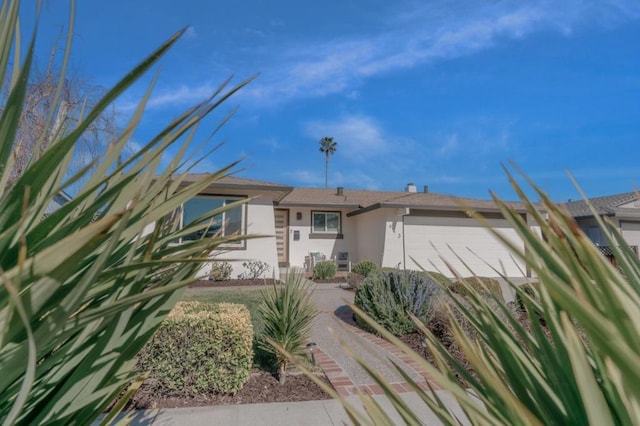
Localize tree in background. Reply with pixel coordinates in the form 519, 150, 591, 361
318, 136, 336, 189
0, 39, 120, 186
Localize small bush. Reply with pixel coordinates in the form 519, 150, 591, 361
354, 270, 443, 336
209, 261, 233, 281
352, 260, 379, 277
239, 259, 271, 280
450, 276, 504, 301
259, 271, 316, 384
345, 272, 366, 290
313, 260, 337, 280
137, 301, 253, 397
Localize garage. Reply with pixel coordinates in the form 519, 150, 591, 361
403, 211, 526, 277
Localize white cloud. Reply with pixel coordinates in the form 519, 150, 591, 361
437, 134, 460, 158
284, 169, 323, 185
239, 1, 640, 104
184, 26, 198, 39
119, 0, 640, 111
332, 170, 380, 190
259, 137, 282, 151
146, 83, 214, 109
303, 115, 388, 159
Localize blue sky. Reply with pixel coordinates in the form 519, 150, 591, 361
24, 1, 640, 201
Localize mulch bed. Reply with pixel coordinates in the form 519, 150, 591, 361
188, 279, 280, 288
131, 372, 332, 409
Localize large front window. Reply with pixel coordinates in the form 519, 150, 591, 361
312, 211, 341, 233
182, 196, 245, 246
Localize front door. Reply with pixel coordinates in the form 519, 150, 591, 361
274, 209, 289, 266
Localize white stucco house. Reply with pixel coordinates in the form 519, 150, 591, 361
563, 192, 640, 261
179, 174, 540, 280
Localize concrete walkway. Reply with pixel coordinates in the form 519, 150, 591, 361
123, 281, 465, 425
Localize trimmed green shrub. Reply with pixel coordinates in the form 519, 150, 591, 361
354, 270, 443, 336
450, 276, 504, 301
137, 301, 254, 396
259, 271, 316, 384
209, 261, 233, 281
313, 260, 337, 280
352, 260, 379, 277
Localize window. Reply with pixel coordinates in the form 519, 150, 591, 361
585, 226, 606, 246
182, 195, 245, 246
312, 211, 341, 233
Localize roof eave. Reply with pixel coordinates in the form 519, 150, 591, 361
277, 201, 362, 209
379, 202, 527, 214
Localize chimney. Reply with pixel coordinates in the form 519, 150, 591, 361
336, 186, 344, 196
423, 185, 429, 193
405, 183, 417, 193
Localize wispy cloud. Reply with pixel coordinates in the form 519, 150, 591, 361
124, 0, 640, 111
241, 1, 640, 104
184, 26, 198, 39
283, 169, 323, 186
437, 134, 460, 158
303, 115, 389, 159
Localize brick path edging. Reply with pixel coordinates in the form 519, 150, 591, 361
313, 307, 438, 397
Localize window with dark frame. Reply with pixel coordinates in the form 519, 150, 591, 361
182, 195, 246, 247
312, 211, 341, 233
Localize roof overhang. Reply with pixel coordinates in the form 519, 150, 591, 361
277, 201, 362, 209
347, 202, 528, 217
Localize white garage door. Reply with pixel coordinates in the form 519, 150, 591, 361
404, 214, 525, 277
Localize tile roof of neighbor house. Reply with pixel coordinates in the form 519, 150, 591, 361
563, 191, 639, 218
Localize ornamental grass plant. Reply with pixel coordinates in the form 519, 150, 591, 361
259, 271, 316, 384
0, 1, 253, 424
295, 170, 640, 426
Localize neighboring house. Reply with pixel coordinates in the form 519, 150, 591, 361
183, 175, 539, 279
563, 192, 640, 259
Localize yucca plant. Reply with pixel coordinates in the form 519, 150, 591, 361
0, 1, 254, 424
259, 271, 316, 384
295, 169, 640, 425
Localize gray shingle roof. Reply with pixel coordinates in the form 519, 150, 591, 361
377, 192, 526, 212
279, 186, 526, 213
181, 174, 528, 214
562, 192, 639, 218
278, 187, 402, 208
181, 174, 292, 191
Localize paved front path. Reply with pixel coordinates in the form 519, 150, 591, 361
310, 283, 436, 397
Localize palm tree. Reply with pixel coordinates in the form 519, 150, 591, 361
319, 136, 337, 188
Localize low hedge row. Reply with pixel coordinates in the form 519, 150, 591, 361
137, 301, 254, 397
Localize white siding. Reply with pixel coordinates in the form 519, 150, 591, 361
403, 214, 526, 277
286, 207, 357, 268
620, 220, 640, 251
354, 208, 389, 265
380, 208, 406, 269
211, 197, 280, 279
